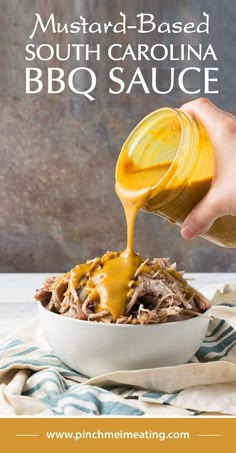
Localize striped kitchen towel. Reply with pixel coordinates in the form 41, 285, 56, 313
0, 303, 236, 416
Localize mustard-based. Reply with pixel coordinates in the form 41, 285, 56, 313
65, 108, 236, 321
60, 154, 171, 321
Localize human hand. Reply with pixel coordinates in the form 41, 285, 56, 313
180, 98, 236, 241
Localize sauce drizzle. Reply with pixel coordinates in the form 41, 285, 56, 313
67, 151, 171, 320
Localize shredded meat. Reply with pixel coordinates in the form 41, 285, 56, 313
35, 256, 210, 324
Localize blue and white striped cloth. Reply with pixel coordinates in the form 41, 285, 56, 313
0, 304, 236, 416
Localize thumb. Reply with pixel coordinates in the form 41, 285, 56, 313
181, 189, 222, 240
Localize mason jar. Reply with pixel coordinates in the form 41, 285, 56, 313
116, 107, 236, 247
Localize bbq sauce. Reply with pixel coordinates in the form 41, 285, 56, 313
89, 157, 171, 319
65, 252, 138, 320
116, 107, 236, 248
68, 107, 236, 321
65, 156, 170, 321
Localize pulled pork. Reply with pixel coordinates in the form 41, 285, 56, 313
35, 256, 210, 324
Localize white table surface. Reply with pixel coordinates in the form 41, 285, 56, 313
0, 273, 236, 343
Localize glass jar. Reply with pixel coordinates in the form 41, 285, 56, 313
116, 107, 236, 248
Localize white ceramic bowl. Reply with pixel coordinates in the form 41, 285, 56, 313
38, 302, 210, 377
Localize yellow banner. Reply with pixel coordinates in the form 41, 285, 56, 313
0, 417, 235, 453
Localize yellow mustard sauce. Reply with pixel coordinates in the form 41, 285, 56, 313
61, 108, 236, 321
62, 154, 172, 321
88, 252, 141, 320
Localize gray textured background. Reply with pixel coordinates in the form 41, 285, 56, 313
0, 0, 236, 272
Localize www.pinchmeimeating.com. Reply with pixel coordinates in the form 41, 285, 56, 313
45, 430, 190, 441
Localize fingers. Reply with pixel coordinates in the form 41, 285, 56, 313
181, 97, 223, 120
181, 188, 225, 240
180, 98, 228, 146
179, 98, 236, 241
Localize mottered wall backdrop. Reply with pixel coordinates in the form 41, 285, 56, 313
0, 0, 236, 272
